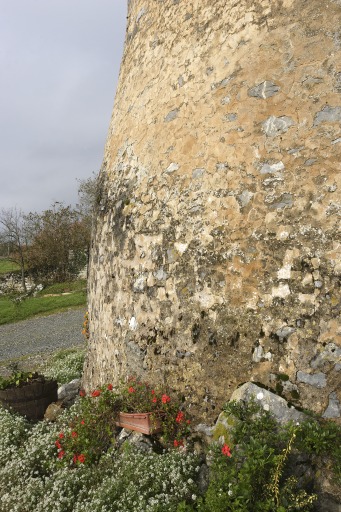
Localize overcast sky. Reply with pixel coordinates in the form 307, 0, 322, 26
0, 0, 127, 213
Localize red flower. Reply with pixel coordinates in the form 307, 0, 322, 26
173, 440, 179, 447
79, 389, 86, 397
174, 439, 184, 448
151, 390, 155, 395
128, 386, 135, 393
176, 411, 184, 423
78, 454, 86, 464
107, 384, 113, 391
71, 431, 78, 438
58, 433, 65, 439
152, 398, 157, 403
57, 450, 65, 459
55, 440, 62, 449
161, 394, 171, 404
91, 390, 101, 397
221, 444, 232, 457
73, 454, 78, 464
81, 420, 85, 425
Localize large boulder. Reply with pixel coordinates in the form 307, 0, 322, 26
230, 382, 307, 424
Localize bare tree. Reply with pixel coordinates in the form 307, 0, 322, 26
0, 208, 28, 291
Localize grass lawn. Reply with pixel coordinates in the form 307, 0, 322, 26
0, 281, 87, 325
0, 259, 20, 274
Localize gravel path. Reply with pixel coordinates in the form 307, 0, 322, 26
0, 309, 85, 362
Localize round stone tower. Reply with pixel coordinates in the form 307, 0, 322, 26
84, 0, 341, 422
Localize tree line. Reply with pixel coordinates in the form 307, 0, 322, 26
0, 175, 97, 291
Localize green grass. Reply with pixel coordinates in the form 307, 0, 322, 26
0, 291, 87, 325
37, 280, 87, 295
0, 259, 20, 274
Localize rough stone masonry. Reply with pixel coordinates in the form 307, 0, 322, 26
83, 0, 341, 423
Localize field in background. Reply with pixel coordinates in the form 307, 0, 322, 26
0, 280, 87, 325
0, 258, 20, 274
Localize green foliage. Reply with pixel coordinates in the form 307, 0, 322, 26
25, 202, 90, 281
296, 417, 341, 483
43, 348, 85, 385
56, 378, 192, 464
197, 400, 319, 512
0, 392, 340, 511
118, 377, 191, 446
55, 386, 121, 466
0, 370, 37, 390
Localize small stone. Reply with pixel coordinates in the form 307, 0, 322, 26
322, 392, 341, 419
260, 161, 285, 174
192, 168, 205, 179
165, 162, 179, 173
275, 326, 296, 341
262, 115, 295, 137
313, 105, 341, 126
296, 371, 327, 388
287, 146, 304, 154
174, 242, 188, 254
58, 379, 81, 401
224, 113, 237, 122
136, 7, 147, 23
44, 402, 64, 422
269, 193, 293, 209
216, 162, 228, 171
238, 190, 253, 207
253, 345, 264, 363
129, 317, 138, 330
310, 343, 341, 369
154, 268, 167, 280
304, 158, 317, 166
277, 265, 291, 280
272, 283, 291, 298
221, 96, 231, 105
133, 275, 146, 292
248, 80, 280, 99
195, 423, 213, 437
164, 109, 179, 122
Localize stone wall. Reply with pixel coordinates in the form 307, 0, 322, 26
84, 0, 341, 422
0, 273, 36, 295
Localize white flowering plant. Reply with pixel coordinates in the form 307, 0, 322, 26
43, 347, 85, 385
0, 403, 200, 512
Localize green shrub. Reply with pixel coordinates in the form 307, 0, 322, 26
54, 386, 121, 466
196, 400, 319, 512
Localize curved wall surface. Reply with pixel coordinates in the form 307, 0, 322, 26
84, 0, 341, 421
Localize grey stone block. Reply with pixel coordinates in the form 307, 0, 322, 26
230, 382, 306, 425
296, 371, 327, 388
248, 80, 280, 99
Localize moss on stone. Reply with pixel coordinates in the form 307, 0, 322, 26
212, 411, 240, 446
